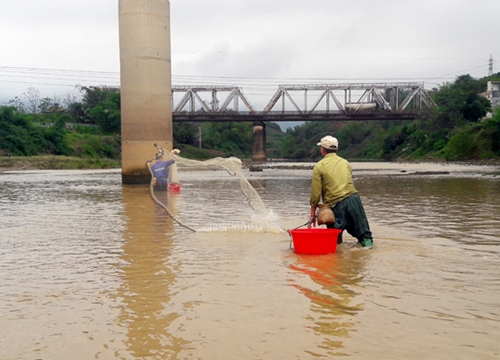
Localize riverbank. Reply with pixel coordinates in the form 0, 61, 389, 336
248, 157, 500, 172
2, 155, 499, 173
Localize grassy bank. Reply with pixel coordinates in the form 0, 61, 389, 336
0, 155, 120, 171
0, 145, 243, 172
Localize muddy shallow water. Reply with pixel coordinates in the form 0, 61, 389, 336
1, 162, 499, 359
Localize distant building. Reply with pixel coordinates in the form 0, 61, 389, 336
482, 81, 500, 107
480, 81, 500, 119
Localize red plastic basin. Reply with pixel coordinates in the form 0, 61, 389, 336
168, 182, 182, 193
289, 228, 341, 255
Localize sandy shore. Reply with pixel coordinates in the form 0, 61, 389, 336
248, 159, 500, 173
2, 156, 499, 174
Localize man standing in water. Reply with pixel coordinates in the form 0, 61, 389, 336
151, 151, 176, 191
308, 135, 373, 248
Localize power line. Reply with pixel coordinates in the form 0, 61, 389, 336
0, 65, 460, 83
0, 64, 488, 97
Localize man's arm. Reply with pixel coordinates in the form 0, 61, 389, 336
308, 165, 321, 228
308, 205, 317, 228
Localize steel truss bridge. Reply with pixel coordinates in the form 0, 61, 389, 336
172, 82, 436, 122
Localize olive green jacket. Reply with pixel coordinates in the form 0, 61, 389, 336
310, 153, 357, 207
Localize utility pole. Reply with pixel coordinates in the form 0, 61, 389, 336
198, 126, 202, 149
489, 54, 493, 76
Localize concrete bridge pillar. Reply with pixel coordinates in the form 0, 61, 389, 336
119, 0, 172, 184
252, 121, 266, 162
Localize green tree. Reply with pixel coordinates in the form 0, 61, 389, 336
59, 86, 122, 133
39, 97, 63, 114
173, 122, 197, 146
71, 86, 121, 129
88, 91, 121, 134
434, 74, 491, 124
7, 96, 26, 113
201, 122, 253, 156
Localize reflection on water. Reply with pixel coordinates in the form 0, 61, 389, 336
116, 185, 187, 359
287, 249, 368, 357
0, 163, 499, 359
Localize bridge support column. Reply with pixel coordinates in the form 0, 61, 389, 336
252, 121, 266, 163
119, 0, 172, 184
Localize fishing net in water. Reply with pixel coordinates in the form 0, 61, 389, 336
157, 153, 283, 233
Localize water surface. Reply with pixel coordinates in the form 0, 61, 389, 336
1, 162, 499, 359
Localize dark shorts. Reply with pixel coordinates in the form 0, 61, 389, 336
155, 178, 168, 191
327, 193, 372, 242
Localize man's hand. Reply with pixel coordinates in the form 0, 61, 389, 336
307, 216, 316, 229
308, 206, 317, 228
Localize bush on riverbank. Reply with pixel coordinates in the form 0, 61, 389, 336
444, 115, 500, 160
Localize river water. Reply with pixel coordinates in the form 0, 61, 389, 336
1, 162, 499, 359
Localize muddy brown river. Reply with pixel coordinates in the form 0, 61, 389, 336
1, 162, 499, 359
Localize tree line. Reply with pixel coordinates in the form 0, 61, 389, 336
1, 73, 500, 162
278, 74, 499, 161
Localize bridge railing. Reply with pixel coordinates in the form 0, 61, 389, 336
171, 83, 436, 118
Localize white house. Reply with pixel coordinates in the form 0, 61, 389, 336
484, 81, 500, 107
480, 81, 500, 119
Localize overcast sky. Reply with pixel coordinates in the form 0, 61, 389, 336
1, 0, 499, 109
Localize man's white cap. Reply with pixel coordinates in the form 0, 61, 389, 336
317, 135, 338, 149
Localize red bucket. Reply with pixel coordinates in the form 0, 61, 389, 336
289, 228, 341, 255
168, 182, 182, 193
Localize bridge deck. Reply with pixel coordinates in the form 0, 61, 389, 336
172, 110, 420, 122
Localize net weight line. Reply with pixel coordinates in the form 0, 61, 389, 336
146, 145, 196, 232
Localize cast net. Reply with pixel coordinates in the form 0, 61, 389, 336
148, 148, 283, 233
